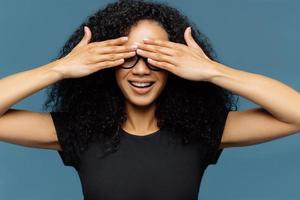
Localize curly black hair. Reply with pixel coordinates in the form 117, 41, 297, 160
43, 0, 239, 165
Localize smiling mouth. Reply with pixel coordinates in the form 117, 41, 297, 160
128, 81, 155, 88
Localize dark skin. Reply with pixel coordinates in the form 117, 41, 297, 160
54, 23, 300, 145
134, 26, 217, 82
133, 26, 300, 148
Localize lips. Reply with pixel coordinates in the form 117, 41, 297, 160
128, 79, 156, 83
127, 80, 155, 94
128, 81, 155, 88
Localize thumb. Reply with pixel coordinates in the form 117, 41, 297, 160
77, 26, 92, 47
184, 27, 209, 59
184, 27, 201, 50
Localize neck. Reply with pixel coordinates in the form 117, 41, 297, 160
122, 101, 159, 134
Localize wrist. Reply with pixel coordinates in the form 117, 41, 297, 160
206, 61, 230, 83
45, 59, 66, 80
36, 59, 65, 81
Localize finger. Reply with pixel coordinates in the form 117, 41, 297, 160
88, 36, 129, 49
76, 26, 92, 48
143, 38, 181, 49
136, 49, 176, 65
184, 27, 209, 59
184, 27, 200, 50
94, 59, 125, 70
93, 51, 136, 63
94, 44, 138, 54
99, 36, 129, 47
147, 58, 176, 72
136, 43, 176, 56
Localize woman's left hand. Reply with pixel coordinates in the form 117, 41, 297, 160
135, 27, 218, 82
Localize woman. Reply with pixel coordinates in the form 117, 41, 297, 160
0, 0, 299, 199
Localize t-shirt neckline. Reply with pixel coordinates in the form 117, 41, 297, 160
120, 127, 161, 138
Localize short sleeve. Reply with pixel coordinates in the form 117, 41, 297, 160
206, 110, 230, 165
50, 111, 79, 169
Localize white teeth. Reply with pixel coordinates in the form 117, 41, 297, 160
131, 82, 152, 87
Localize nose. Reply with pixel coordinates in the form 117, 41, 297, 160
131, 57, 151, 75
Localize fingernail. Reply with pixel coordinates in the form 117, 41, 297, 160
131, 44, 138, 49
123, 37, 128, 40
143, 38, 149, 42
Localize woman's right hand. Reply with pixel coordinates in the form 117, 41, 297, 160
52, 26, 137, 79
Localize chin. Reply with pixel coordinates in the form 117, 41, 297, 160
126, 96, 157, 107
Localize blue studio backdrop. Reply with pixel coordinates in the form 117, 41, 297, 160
0, 0, 299, 199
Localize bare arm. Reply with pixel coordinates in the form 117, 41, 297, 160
207, 62, 300, 148
0, 61, 63, 150
0, 26, 136, 150
0, 109, 61, 150
220, 108, 300, 148
0, 61, 63, 117
210, 62, 300, 125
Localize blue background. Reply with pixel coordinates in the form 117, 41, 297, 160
1, 0, 299, 199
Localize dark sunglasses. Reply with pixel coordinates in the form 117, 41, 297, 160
119, 54, 162, 71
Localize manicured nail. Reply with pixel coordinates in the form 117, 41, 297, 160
133, 42, 141, 45
131, 44, 138, 49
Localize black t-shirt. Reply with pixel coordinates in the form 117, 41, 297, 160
50, 111, 228, 200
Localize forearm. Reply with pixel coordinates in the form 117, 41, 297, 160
0, 60, 64, 116
209, 61, 300, 125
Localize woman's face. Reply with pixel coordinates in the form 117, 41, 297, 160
115, 20, 169, 107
